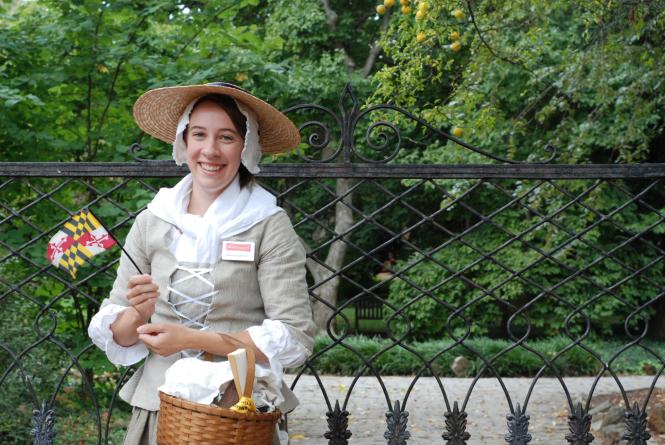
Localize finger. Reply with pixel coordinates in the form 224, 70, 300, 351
137, 323, 165, 335
128, 274, 154, 287
128, 291, 159, 306
127, 283, 158, 297
135, 295, 158, 309
138, 334, 157, 347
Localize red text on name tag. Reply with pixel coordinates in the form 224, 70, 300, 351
226, 242, 251, 252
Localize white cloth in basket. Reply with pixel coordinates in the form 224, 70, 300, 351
158, 357, 286, 410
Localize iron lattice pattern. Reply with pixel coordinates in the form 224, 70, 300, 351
0, 171, 663, 444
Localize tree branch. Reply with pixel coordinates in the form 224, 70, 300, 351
92, 14, 147, 159
320, 0, 339, 27
84, 7, 105, 161
318, 1, 355, 70
361, 7, 391, 78
173, 4, 236, 60
465, 0, 535, 74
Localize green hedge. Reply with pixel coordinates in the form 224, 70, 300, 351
305, 335, 665, 377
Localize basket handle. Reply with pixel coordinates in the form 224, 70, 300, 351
228, 348, 255, 398
242, 348, 255, 398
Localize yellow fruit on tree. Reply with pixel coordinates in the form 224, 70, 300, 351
452, 127, 463, 137
402, 5, 411, 14
416, 32, 426, 42
450, 31, 460, 40
415, 9, 426, 20
400, 0, 409, 5
451, 41, 462, 52
452, 8, 464, 19
384, 0, 395, 7
376, 4, 386, 14
418, 1, 429, 11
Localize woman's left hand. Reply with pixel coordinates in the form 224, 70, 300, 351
137, 323, 192, 356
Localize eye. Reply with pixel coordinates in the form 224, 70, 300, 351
219, 134, 235, 142
192, 132, 206, 138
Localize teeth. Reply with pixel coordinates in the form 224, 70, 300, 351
200, 163, 222, 172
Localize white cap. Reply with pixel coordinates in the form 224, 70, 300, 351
171, 97, 261, 174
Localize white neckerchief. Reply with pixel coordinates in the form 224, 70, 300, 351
172, 98, 262, 174
146, 174, 282, 263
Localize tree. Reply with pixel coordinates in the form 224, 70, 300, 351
253, 0, 393, 332
0, 0, 281, 163
373, 0, 665, 164
369, 0, 665, 339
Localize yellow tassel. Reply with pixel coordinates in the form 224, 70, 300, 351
230, 396, 257, 413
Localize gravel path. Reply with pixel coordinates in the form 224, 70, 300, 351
284, 374, 664, 444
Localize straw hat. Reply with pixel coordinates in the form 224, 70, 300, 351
133, 82, 300, 154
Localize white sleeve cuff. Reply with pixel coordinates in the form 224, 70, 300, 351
247, 319, 309, 378
87, 304, 149, 367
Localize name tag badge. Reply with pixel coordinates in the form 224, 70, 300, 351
221, 241, 255, 262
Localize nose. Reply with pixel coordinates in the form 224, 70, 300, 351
200, 136, 218, 158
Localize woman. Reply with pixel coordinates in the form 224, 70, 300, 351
88, 82, 316, 445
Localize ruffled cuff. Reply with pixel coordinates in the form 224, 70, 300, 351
247, 319, 309, 379
87, 304, 149, 367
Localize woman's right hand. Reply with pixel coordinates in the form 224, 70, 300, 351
126, 274, 159, 322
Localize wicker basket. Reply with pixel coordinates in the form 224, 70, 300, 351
157, 391, 281, 445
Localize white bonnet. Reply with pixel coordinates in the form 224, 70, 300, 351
172, 97, 262, 174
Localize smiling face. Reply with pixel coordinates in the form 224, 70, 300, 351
185, 100, 245, 214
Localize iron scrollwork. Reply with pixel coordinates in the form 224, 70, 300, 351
505, 403, 532, 445
324, 400, 352, 445
565, 402, 594, 444
442, 401, 471, 444
622, 402, 650, 444
129, 142, 145, 161
130, 141, 175, 163
284, 83, 557, 165
384, 400, 411, 445
31, 401, 56, 445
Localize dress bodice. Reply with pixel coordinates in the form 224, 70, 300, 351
167, 262, 217, 358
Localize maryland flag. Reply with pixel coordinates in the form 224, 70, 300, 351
46, 209, 116, 279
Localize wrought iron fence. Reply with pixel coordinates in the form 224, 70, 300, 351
0, 86, 664, 444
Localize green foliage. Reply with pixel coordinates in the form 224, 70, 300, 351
373, 0, 665, 164
309, 334, 665, 377
367, 1, 665, 340
385, 178, 663, 339
0, 0, 290, 163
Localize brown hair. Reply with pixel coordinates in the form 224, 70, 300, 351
184, 93, 255, 188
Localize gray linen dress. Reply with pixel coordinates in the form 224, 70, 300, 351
103, 210, 315, 445
122, 263, 283, 445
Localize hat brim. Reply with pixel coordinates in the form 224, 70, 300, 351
133, 83, 300, 154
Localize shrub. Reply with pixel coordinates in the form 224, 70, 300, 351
385, 180, 663, 341
305, 335, 665, 377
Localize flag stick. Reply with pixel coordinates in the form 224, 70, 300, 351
88, 208, 143, 275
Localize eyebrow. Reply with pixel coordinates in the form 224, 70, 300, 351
189, 125, 239, 134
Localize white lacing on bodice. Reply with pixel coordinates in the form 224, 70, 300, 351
167, 264, 218, 358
